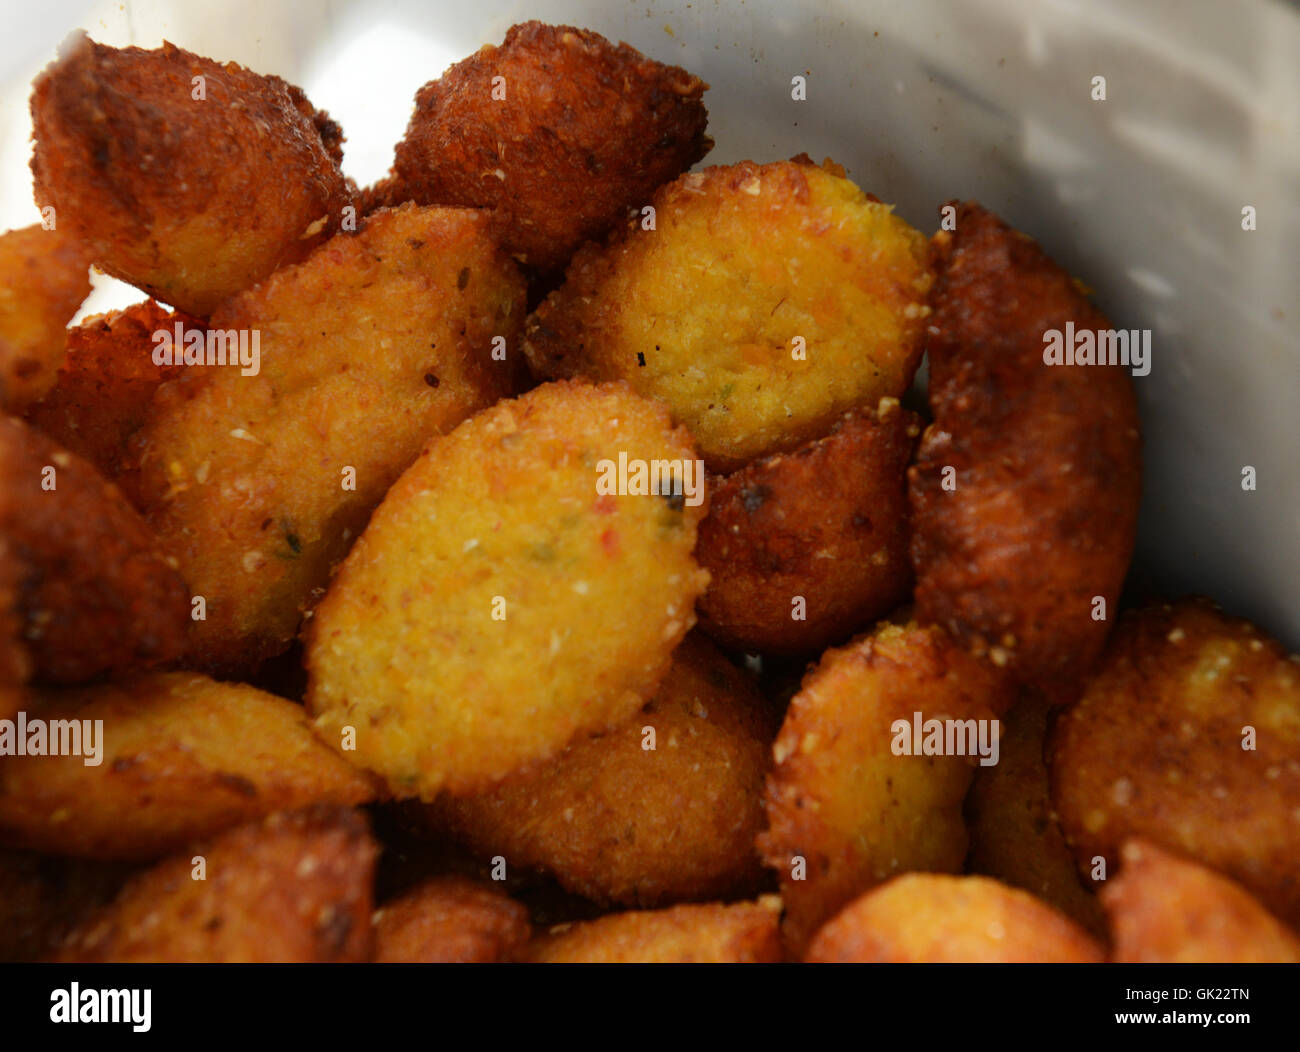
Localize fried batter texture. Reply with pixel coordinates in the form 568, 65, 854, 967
390, 21, 711, 272
696, 400, 918, 654
1049, 598, 1300, 928
372, 876, 531, 963
30, 33, 352, 316
524, 158, 932, 470
758, 620, 1014, 952
419, 633, 773, 907
909, 201, 1141, 700
306, 380, 709, 799
805, 874, 1103, 963
131, 204, 524, 674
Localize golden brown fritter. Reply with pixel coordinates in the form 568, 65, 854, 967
525, 158, 932, 471
130, 204, 525, 675
805, 874, 1104, 963
696, 400, 918, 654
758, 619, 1014, 953
26, 300, 202, 486
965, 690, 1105, 936
418, 633, 774, 908
30, 33, 353, 316
0, 415, 187, 684
306, 380, 710, 799
390, 20, 711, 273
527, 898, 783, 963
0, 850, 135, 962
0, 672, 377, 860
909, 201, 1141, 701
0, 224, 90, 412
1048, 598, 1300, 928
372, 876, 531, 963
1101, 840, 1300, 963
52, 807, 377, 962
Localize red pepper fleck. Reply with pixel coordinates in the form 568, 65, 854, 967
601, 528, 619, 557
594, 494, 617, 515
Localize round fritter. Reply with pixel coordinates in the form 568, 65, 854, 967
51, 807, 377, 963
524, 158, 932, 471
1048, 598, 1300, 929
909, 201, 1142, 701
695, 399, 918, 654
418, 633, 775, 908
372, 876, 531, 963
0, 672, 376, 860
390, 20, 711, 273
527, 898, 783, 963
305, 380, 710, 800
130, 204, 524, 675
964, 691, 1105, 935
30, 33, 352, 316
1101, 840, 1300, 964
26, 300, 201, 486
0, 224, 90, 413
0, 416, 187, 684
805, 874, 1103, 963
758, 619, 1015, 953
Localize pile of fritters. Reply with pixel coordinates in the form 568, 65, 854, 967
0, 21, 1295, 964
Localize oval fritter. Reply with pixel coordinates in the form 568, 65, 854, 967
30, 33, 352, 316
130, 204, 524, 675
908, 201, 1141, 701
389, 20, 711, 273
1048, 598, 1300, 929
305, 380, 710, 799
805, 873, 1103, 963
418, 633, 774, 907
1101, 840, 1300, 964
524, 158, 932, 471
758, 619, 1015, 953
372, 876, 531, 963
0, 672, 376, 860
696, 399, 918, 654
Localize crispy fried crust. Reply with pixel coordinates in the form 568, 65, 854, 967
696, 401, 918, 654
1048, 598, 1300, 928
0, 672, 376, 860
30, 33, 353, 316
129, 204, 524, 674
0, 224, 90, 413
0, 850, 134, 962
805, 873, 1104, 963
758, 620, 1014, 953
909, 201, 1141, 700
527, 898, 784, 963
306, 380, 710, 799
372, 876, 531, 963
0, 416, 187, 683
1101, 840, 1300, 963
391, 20, 711, 272
965, 691, 1105, 935
525, 159, 932, 471
419, 633, 775, 907
52, 807, 377, 962
26, 300, 201, 486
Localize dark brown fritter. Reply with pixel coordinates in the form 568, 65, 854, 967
30, 33, 353, 316
372, 876, 531, 963
390, 20, 711, 272
51, 807, 377, 963
908, 201, 1141, 702
0, 224, 90, 413
0, 850, 136, 962
1048, 598, 1300, 929
696, 400, 919, 655
25, 300, 203, 489
0, 416, 188, 683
